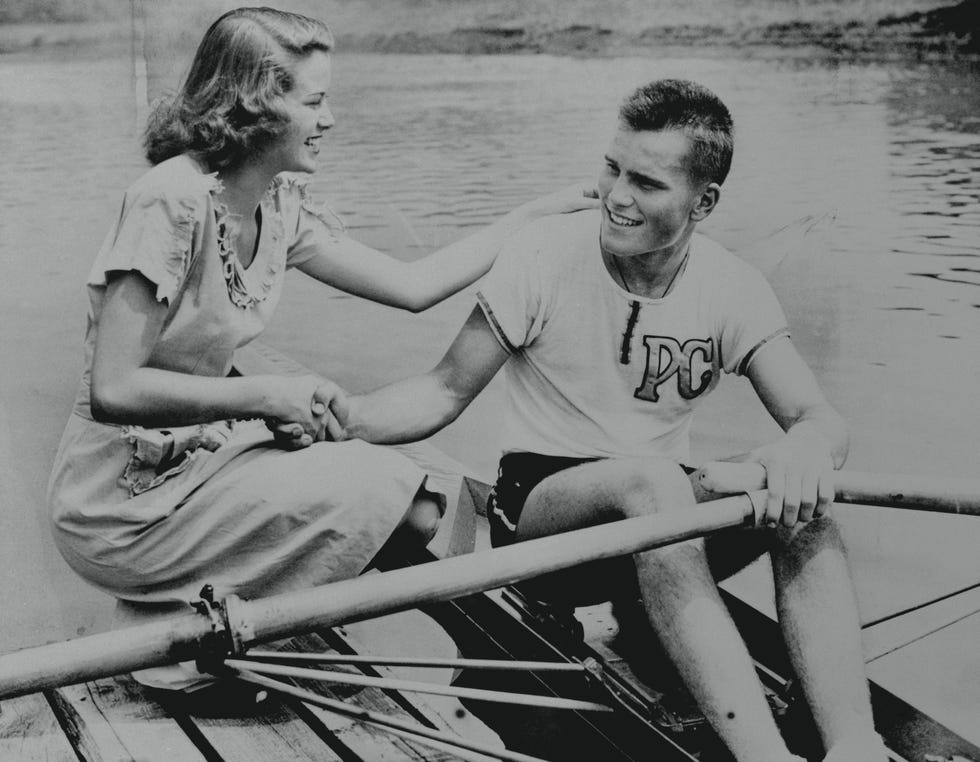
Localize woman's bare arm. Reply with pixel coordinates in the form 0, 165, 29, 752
90, 271, 334, 435
298, 184, 597, 312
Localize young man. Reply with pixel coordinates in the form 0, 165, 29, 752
336, 79, 885, 761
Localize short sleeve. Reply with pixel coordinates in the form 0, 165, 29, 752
281, 177, 348, 269
87, 188, 198, 305
719, 267, 790, 375
476, 227, 549, 353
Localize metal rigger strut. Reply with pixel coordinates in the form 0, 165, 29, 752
187, 584, 619, 762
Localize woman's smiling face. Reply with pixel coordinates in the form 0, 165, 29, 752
267, 50, 334, 174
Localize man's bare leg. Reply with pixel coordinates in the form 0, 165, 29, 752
515, 458, 799, 761
772, 518, 887, 760
636, 536, 798, 760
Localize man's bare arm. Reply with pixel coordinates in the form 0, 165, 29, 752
343, 306, 510, 444
744, 336, 849, 525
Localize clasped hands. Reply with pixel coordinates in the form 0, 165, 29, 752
265, 375, 350, 450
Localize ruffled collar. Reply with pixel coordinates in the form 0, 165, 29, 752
208, 174, 285, 310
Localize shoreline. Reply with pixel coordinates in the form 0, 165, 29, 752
335, 1, 978, 62
1, 1, 977, 62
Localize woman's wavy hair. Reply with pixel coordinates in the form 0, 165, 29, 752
144, 7, 333, 169
619, 79, 734, 187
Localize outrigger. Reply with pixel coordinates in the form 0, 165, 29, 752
1, 463, 979, 761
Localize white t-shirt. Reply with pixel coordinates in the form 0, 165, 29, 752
477, 210, 788, 463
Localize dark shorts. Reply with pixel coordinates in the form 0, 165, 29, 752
487, 452, 700, 548
487, 453, 767, 608
487, 453, 596, 547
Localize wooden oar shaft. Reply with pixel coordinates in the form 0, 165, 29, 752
0, 612, 212, 701
835, 471, 980, 515
226, 492, 757, 647
6, 463, 972, 701
696, 462, 980, 515
0, 492, 757, 699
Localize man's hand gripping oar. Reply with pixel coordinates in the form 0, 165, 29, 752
695, 461, 980, 517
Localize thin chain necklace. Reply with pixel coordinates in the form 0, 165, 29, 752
610, 246, 690, 364
610, 246, 689, 300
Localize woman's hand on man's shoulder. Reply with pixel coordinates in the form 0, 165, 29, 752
523, 182, 600, 220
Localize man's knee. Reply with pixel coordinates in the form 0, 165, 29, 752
772, 511, 846, 564
613, 458, 694, 518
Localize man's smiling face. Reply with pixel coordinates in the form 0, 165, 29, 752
597, 126, 706, 259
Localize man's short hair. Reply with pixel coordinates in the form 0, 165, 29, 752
619, 79, 734, 186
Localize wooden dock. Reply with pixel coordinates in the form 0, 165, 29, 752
0, 627, 498, 761
0, 468, 504, 761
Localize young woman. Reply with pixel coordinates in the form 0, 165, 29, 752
46, 7, 595, 692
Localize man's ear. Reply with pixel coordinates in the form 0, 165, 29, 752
690, 183, 721, 221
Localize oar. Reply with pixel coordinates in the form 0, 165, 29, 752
1, 466, 976, 701
695, 462, 980, 516
0, 490, 765, 700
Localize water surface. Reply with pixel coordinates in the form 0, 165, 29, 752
1, 48, 978, 720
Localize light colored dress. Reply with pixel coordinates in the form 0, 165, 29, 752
47, 155, 427, 621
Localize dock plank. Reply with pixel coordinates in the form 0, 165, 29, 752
49, 675, 207, 761
279, 632, 463, 761
0, 692, 77, 761
333, 612, 507, 752
158, 689, 344, 762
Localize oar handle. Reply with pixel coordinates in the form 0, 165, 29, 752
695, 462, 980, 516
